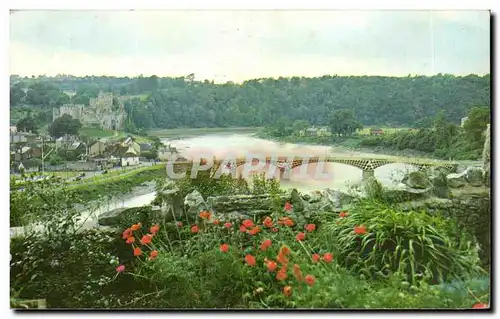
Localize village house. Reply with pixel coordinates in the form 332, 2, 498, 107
89, 140, 107, 157
14, 146, 42, 161
118, 146, 140, 166
55, 135, 79, 149
369, 128, 384, 136
121, 136, 141, 154
10, 131, 37, 144
10, 126, 17, 133
317, 127, 330, 136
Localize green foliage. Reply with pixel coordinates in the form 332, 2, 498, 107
329, 109, 363, 137
49, 114, 82, 138
463, 106, 490, 150
16, 116, 39, 133
319, 200, 484, 284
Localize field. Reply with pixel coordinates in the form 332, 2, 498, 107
79, 127, 116, 138
357, 127, 410, 135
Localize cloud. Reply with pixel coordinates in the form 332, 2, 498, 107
9, 10, 490, 81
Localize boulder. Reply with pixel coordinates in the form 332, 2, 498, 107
447, 172, 467, 188
464, 167, 484, 187
401, 171, 431, 189
289, 188, 305, 212
428, 169, 450, 198
98, 206, 153, 226
158, 181, 184, 221
184, 190, 208, 218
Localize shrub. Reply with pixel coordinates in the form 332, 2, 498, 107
319, 200, 484, 283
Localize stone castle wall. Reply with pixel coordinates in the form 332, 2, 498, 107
53, 91, 127, 130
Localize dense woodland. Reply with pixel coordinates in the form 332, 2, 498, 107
10, 74, 490, 131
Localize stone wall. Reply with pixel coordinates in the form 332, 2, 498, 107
483, 124, 490, 186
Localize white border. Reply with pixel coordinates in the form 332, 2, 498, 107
3, 0, 497, 318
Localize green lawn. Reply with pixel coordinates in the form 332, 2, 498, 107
79, 127, 116, 138
148, 127, 262, 138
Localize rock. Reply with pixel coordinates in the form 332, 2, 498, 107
428, 169, 450, 198
402, 171, 431, 189
207, 194, 289, 215
306, 191, 323, 203
98, 206, 152, 226
184, 190, 208, 218
464, 167, 484, 187
301, 194, 311, 201
483, 124, 490, 187
98, 208, 128, 226
158, 181, 184, 221
447, 172, 467, 188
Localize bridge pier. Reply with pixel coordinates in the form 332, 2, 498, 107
278, 167, 291, 180
361, 169, 375, 182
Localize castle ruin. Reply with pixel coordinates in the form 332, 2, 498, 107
52, 91, 128, 130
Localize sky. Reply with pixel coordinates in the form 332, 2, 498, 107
9, 10, 490, 82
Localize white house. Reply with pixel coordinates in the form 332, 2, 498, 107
120, 147, 140, 167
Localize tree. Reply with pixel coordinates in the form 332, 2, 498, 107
16, 116, 38, 133
463, 106, 490, 149
329, 109, 362, 137
49, 115, 82, 138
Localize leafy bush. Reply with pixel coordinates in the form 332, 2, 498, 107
319, 200, 484, 283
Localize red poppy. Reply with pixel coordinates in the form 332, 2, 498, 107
283, 217, 294, 227
312, 253, 320, 263
245, 254, 256, 266
305, 274, 316, 286
150, 224, 160, 234
130, 223, 141, 231
323, 253, 333, 263
284, 202, 293, 211
266, 260, 278, 272
126, 237, 135, 244
220, 243, 230, 253
224, 222, 232, 228
260, 239, 272, 251
283, 286, 292, 297
176, 221, 183, 227
116, 265, 125, 273
354, 225, 367, 235
305, 224, 316, 232
276, 267, 288, 281
263, 217, 273, 228
199, 211, 211, 220
339, 211, 349, 218
191, 225, 200, 233
472, 303, 488, 309
271, 227, 279, 233
239, 225, 247, 233
133, 247, 143, 256
213, 220, 220, 225
280, 246, 291, 256
242, 219, 254, 228
248, 226, 261, 235
149, 250, 158, 260
293, 264, 303, 282
296, 232, 306, 241
122, 228, 133, 239
277, 253, 289, 265
140, 234, 153, 245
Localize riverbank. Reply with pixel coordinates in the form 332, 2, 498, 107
149, 126, 262, 138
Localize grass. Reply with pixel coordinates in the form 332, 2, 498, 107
357, 127, 410, 135
148, 126, 262, 138
79, 127, 116, 138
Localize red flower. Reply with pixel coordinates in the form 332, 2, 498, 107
130, 223, 141, 231
293, 264, 303, 282
305, 274, 316, 286
354, 225, 367, 235
271, 227, 279, 233
191, 225, 199, 233
277, 252, 289, 265
122, 228, 133, 239
280, 246, 291, 256
283, 286, 293, 297
224, 222, 233, 228
213, 220, 220, 225
339, 211, 349, 218
283, 217, 294, 227
140, 234, 153, 245
133, 247, 143, 256
116, 265, 125, 273
266, 260, 278, 272
199, 211, 211, 220
176, 221, 183, 227
296, 232, 306, 241
150, 224, 160, 234
284, 202, 293, 211
220, 243, 230, 253
276, 268, 288, 281
126, 237, 135, 244
260, 239, 272, 251
242, 219, 254, 228
245, 254, 256, 266
248, 226, 261, 235
323, 253, 334, 263
312, 253, 320, 263
305, 223, 316, 232
149, 250, 158, 260
263, 216, 273, 228
239, 225, 247, 233
472, 303, 488, 309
